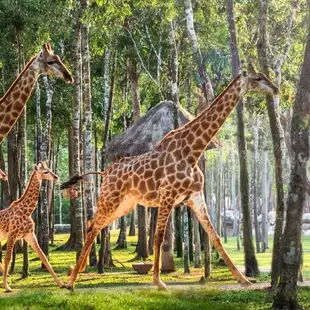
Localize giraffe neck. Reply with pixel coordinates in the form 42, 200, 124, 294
0, 56, 40, 143
14, 171, 41, 217
157, 74, 242, 165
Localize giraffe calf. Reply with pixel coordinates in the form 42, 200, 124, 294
0, 162, 65, 292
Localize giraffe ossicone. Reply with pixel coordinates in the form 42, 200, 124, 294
62, 69, 278, 290
0, 161, 64, 292
0, 43, 74, 145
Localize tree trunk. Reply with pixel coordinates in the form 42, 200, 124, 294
253, 118, 261, 253
184, 0, 214, 104
148, 208, 158, 255
273, 5, 310, 306
226, 0, 260, 276
182, 205, 190, 274
98, 49, 117, 271
193, 211, 202, 268
116, 216, 127, 249
188, 208, 193, 262
136, 204, 148, 259
161, 212, 174, 272
257, 0, 285, 287
261, 150, 269, 252
174, 207, 183, 258
81, 0, 96, 268
216, 148, 223, 236
129, 211, 136, 236
73, 10, 84, 260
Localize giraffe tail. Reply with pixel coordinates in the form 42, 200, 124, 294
60, 171, 103, 190
60, 174, 84, 190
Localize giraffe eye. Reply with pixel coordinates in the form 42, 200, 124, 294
47, 61, 55, 65
254, 77, 262, 81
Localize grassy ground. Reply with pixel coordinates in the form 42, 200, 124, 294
0, 231, 309, 309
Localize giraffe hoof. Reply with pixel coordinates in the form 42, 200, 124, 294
4, 288, 13, 293
66, 285, 75, 292
241, 278, 252, 286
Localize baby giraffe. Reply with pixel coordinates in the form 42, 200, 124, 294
0, 162, 64, 292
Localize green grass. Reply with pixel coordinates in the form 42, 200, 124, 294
0, 232, 309, 309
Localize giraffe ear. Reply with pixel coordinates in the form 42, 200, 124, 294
33, 164, 38, 171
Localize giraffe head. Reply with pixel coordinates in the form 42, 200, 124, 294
0, 169, 7, 181
34, 161, 59, 183
240, 64, 279, 95
33, 43, 74, 83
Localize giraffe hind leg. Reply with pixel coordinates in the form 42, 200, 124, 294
152, 205, 173, 290
187, 192, 251, 285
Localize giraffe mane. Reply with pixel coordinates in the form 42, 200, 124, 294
0, 56, 36, 104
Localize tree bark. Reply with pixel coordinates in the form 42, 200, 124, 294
273, 5, 310, 307
257, 0, 285, 286
116, 216, 127, 249
148, 208, 157, 255
184, 0, 214, 104
253, 118, 261, 253
161, 212, 174, 272
261, 150, 269, 252
73, 9, 84, 260
226, 0, 259, 276
182, 205, 190, 274
81, 0, 96, 268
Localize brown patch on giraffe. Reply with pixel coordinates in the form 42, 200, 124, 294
154, 167, 163, 179
21, 93, 28, 102
187, 133, 195, 144
144, 170, 153, 179
211, 122, 218, 130
138, 180, 147, 193
146, 178, 155, 190
196, 127, 203, 136
167, 140, 176, 151
182, 145, 191, 157
211, 113, 218, 121
13, 91, 20, 100
150, 160, 158, 170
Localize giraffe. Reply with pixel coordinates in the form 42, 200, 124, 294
61, 67, 278, 290
0, 43, 73, 144
0, 162, 64, 292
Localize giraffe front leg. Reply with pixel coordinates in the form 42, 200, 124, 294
153, 206, 172, 290
3, 238, 16, 292
24, 233, 65, 288
187, 192, 251, 285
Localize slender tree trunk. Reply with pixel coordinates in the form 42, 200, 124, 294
261, 150, 269, 252
98, 49, 117, 272
226, 0, 259, 276
148, 208, 157, 255
273, 5, 310, 306
73, 10, 84, 260
182, 205, 190, 274
188, 208, 193, 262
81, 0, 96, 267
253, 118, 261, 253
193, 213, 201, 268
116, 216, 127, 249
161, 212, 174, 272
184, 0, 214, 104
257, 0, 285, 286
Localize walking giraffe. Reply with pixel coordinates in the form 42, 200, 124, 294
62, 66, 278, 290
0, 43, 73, 144
0, 162, 64, 292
